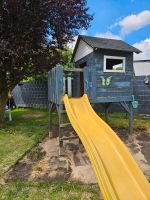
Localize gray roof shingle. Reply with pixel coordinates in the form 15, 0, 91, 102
72, 35, 141, 61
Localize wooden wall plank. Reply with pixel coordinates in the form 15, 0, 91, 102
94, 96, 132, 103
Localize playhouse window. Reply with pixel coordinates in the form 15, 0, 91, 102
104, 56, 125, 72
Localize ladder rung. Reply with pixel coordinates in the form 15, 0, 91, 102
60, 123, 71, 128
69, 130, 76, 135
60, 110, 66, 114
61, 136, 78, 141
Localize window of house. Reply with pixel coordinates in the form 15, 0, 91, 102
104, 56, 125, 72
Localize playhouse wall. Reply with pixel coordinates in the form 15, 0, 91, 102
133, 75, 150, 114
75, 49, 133, 103
13, 78, 150, 114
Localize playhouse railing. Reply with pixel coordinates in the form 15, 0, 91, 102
48, 65, 63, 105
48, 65, 83, 106
48, 65, 83, 146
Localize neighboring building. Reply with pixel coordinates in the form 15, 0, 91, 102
133, 60, 150, 114
134, 60, 150, 76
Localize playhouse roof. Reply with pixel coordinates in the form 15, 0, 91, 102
72, 35, 141, 61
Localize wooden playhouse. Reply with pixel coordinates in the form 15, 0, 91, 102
48, 35, 141, 146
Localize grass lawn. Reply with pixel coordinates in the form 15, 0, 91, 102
0, 180, 101, 200
1, 108, 150, 177
0, 108, 50, 176
100, 112, 150, 130
0, 108, 150, 200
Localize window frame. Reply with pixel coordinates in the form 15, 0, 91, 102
103, 55, 126, 73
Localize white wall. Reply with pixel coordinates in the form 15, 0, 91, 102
74, 40, 93, 62
134, 61, 150, 76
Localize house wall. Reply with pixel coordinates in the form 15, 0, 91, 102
74, 40, 93, 62
134, 61, 150, 76
133, 75, 150, 114
75, 49, 134, 103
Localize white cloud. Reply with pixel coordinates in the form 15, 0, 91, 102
111, 10, 150, 36
95, 31, 121, 40
133, 38, 150, 60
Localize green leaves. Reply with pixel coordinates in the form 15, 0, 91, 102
0, 0, 92, 82
0, 0, 93, 122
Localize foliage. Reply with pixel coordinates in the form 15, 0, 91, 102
0, 0, 93, 122
61, 48, 74, 68
22, 47, 74, 83
22, 74, 48, 83
0, 0, 92, 86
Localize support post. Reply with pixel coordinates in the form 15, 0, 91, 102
102, 103, 111, 123
105, 106, 109, 123
59, 104, 64, 147
129, 102, 133, 134
120, 101, 133, 135
49, 102, 53, 138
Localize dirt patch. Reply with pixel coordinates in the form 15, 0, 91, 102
5, 127, 150, 184
136, 133, 150, 141
8, 159, 33, 180
125, 132, 150, 180
5, 135, 97, 184
22, 113, 44, 119
27, 146, 46, 162
115, 128, 128, 142
140, 143, 150, 165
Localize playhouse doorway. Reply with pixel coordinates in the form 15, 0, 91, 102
79, 62, 87, 96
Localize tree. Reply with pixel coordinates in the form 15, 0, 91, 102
61, 48, 74, 68
0, 0, 93, 123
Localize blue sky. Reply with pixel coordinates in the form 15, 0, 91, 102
78, 0, 150, 60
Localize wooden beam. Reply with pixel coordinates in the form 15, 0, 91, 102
49, 102, 53, 138
63, 68, 83, 72
120, 102, 133, 134
60, 136, 78, 141
101, 103, 111, 123
58, 104, 64, 147
120, 102, 130, 114
129, 102, 133, 134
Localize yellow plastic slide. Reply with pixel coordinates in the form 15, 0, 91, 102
64, 94, 150, 200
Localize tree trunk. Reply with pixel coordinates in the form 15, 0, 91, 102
0, 74, 8, 125
0, 90, 8, 124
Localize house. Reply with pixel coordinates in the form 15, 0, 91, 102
71, 35, 141, 131
134, 60, 150, 76
48, 35, 141, 146
133, 60, 150, 114
72, 35, 141, 104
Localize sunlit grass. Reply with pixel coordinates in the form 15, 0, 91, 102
1, 108, 150, 177
0, 180, 101, 200
0, 108, 49, 176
